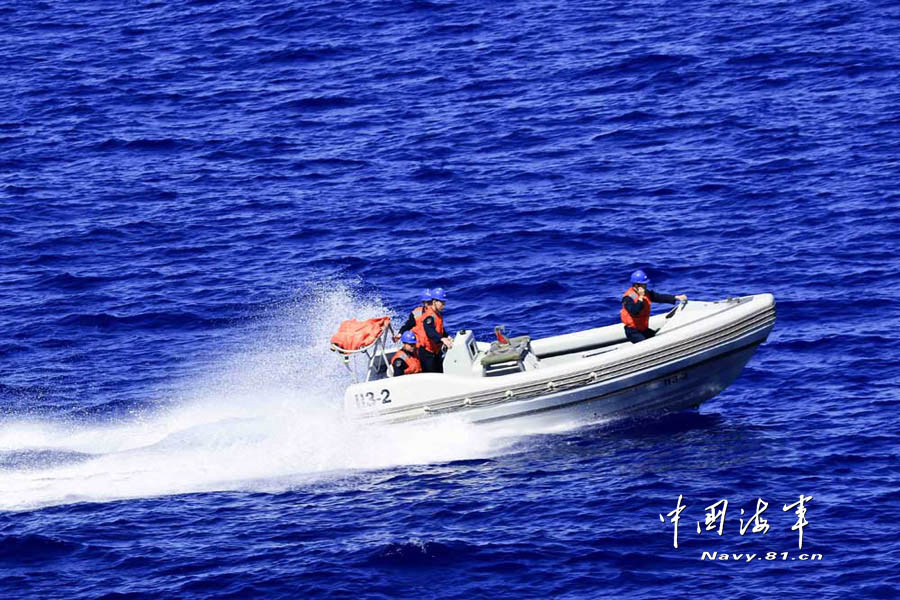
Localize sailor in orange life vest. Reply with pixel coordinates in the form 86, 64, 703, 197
390, 331, 423, 376
412, 286, 453, 373
621, 270, 687, 344
393, 288, 431, 342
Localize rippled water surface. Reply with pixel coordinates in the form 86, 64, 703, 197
2, 0, 899, 598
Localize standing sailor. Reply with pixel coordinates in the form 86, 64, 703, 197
394, 289, 431, 342
413, 286, 454, 373
621, 270, 687, 343
390, 331, 422, 376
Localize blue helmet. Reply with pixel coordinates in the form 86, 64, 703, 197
431, 287, 448, 302
419, 288, 432, 302
400, 331, 417, 345
630, 269, 651, 285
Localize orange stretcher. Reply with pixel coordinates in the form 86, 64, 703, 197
330, 317, 392, 353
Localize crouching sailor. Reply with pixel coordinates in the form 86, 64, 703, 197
391, 331, 423, 376
621, 269, 687, 343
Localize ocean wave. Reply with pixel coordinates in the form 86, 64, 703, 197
363, 539, 477, 566
274, 96, 362, 112
0, 534, 82, 563
55, 311, 231, 331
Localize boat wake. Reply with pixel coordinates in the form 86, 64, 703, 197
0, 284, 530, 512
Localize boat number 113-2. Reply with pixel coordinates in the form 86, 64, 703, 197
354, 389, 391, 408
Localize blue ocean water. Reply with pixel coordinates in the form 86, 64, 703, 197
2, 0, 899, 597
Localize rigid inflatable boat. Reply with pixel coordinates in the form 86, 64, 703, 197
331, 294, 775, 428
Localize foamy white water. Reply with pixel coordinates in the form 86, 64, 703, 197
0, 284, 512, 511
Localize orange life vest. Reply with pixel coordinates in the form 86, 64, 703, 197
621, 287, 651, 330
412, 305, 445, 354
391, 348, 422, 375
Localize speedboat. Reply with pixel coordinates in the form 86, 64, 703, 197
331, 294, 775, 428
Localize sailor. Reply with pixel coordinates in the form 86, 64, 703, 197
621, 270, 687, 343
393, 289, 432, 342
413, 286, 454, 373
390, 331, 422, 376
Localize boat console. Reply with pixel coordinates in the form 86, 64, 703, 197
444, 329, 541, 377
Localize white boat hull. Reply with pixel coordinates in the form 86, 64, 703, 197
472, 339, 763, 430
343, 294, 776, 428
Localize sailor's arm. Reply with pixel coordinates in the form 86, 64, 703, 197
397, 312, 417, 335
424, 316, 453, 349
392, 357, 408, 376
622, 294, 646, 316
648, 290, 687, 304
